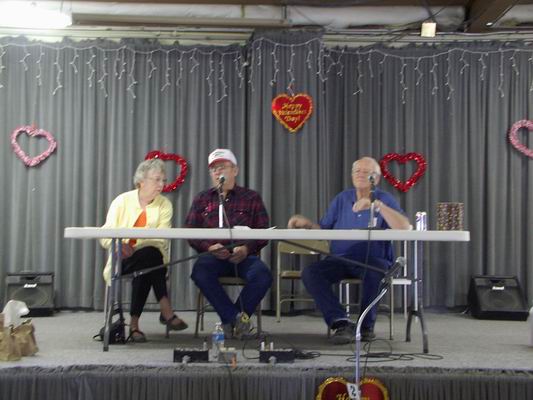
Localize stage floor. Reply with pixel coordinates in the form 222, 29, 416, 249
1, 308, 531, 371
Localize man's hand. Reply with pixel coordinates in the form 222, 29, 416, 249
352, 197, 372, 212
208, 243, 231, 260
288, 214, 317, 229
229, 245, 248, 264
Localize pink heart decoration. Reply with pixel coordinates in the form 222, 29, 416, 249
379, 152, 427, 193
508, 120, 533, 159
11, 125, 57, 167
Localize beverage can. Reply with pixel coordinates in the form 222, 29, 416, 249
415, 211, 427, 231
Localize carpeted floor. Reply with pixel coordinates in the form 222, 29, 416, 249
1, 308, 531, 371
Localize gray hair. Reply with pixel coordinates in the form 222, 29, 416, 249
133, 158, 166, 188
352, 156, 382, 176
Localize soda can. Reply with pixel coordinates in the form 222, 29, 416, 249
415, 211, 427, 231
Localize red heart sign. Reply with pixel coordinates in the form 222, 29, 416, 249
271, 93, 313, 133
379, 152, 427, 193
508, 120, 533, 159
11, 125, 57, 167
145, 150, 188, 192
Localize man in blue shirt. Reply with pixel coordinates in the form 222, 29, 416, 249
288, 157, 410, 344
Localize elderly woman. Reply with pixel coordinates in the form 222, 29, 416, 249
100, 158, 187, 342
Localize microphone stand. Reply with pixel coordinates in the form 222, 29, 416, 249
217, 177, 225, 228
368, 176, 376, 229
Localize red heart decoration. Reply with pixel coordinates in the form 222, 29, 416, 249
11, 125, 57, 167
272, 93, 313, 133
145, 150, 188, 192
508, 120, 533, 159
379, 152, 427, 193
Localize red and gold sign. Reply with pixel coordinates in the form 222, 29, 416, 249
379, 152, 427, 193
271, 93, 313, 133
145, 150, 188, 193
316, 377, 389, 400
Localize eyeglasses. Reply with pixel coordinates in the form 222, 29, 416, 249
209, 164, 234, 173
145, 177, 167, 184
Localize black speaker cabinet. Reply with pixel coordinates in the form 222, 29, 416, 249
468, 275, 528, 321
5, 272, 55, 316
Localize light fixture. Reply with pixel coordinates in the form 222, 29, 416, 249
420, 21, 437, 38
0, 1, 72, 29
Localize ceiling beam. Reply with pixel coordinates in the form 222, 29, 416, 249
466, 0, 523, 32
64, 0, 467, 5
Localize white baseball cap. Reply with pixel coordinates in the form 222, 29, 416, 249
208, 148, 237, 167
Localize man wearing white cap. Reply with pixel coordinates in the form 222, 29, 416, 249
185, 149, 272, 337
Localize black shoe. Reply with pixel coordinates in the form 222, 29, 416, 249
361, 328, 376, 342
331, 323, 356, 345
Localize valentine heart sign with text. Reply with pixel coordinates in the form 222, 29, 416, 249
379, 152, 427, 193
11, 125, 57, 167
271, 93, 313, 133
145, 150, 188, 193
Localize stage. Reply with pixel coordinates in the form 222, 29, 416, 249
1, 309, 532, 400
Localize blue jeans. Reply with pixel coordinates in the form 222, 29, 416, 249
302, 255, 390, 331
191, 254, 272, 324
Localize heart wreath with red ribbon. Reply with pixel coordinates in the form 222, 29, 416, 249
508, 119, 533, 159
271, 93, 313, 133
11, 125, 57, 167
379, 152, 427, 193
145, 150, 188, 193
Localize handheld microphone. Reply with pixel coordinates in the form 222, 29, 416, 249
381, 256, 406, 285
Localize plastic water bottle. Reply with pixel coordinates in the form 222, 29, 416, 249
212, 322, 225, 359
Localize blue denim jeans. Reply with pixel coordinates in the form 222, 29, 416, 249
191, 254, 272, 324
302, 255, 390, 331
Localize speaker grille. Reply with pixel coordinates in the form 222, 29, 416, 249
9, 286, 50, 307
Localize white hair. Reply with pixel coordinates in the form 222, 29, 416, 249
133, 158, 165, 188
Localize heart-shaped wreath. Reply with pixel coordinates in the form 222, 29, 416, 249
145, 150, 188, 192
11, 125, 57, 167
508, 120, 533, 159
379, 152, 427, 193
271, 93, 313, 133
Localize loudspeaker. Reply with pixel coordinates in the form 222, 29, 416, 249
5, 273, 55, 316
468, 275, 528, 321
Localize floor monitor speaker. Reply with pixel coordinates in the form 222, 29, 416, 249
468, 275, 528, 321
5, 272, 55, 316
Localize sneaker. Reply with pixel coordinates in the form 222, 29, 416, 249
331, 323, 356, 345
233, 312, 253, 338
361, 328, 376, 342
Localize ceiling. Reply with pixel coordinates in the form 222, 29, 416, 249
59, 0, 533, 33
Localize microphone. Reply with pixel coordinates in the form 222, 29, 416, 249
218, 175, 226, 186
381, 256, 406, 285
368, 173, 376, 185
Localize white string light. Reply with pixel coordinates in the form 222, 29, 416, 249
400, 59, 407, 104
445, 51, 454, 101
206, 51, 214, 96
510, 50, 519, 76
70, 48, 79, 75
86, 48, 96, 88
306, 43, 313, 70
20, 46, 30, 71
216, 54, 228, 103
367, 51, 374, 79
52, 48, 62, 95
175, 51, 184, 87
147, 52, 157, 79
127, 50, 137, 99
479, 53, 487, 81
415, 58, 423, 86
498, 50, 505, 98
161, 50, 170, 92
459, 50, 469, 75
270, 44, 279, 87
189, 49, 199, 74
36, 45, 44, 87
98, 54, 109, 98
431, 56, 438, 96
0, 46, 6, 89
287, 45, 296, 96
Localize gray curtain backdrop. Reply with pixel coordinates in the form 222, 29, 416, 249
0, 33, 531, 312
